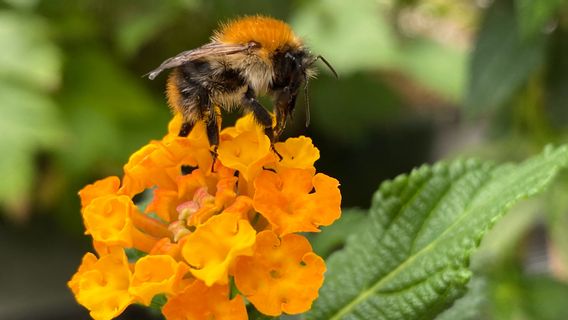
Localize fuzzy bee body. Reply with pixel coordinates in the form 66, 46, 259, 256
148, 16, 335, 150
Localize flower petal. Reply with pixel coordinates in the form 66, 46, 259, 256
274, 136, 320, 169
68, 248, 133, 320
181, 211, 256, 286
82, 195, 137, 247
130, 255, 191, 305
218, 115, 277, 182
253, 168, 342, 235
234, 231, 325, 316
162, 281, 247, 320
79, 176, 120, 208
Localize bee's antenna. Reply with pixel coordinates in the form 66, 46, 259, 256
313, 55, 339, 79
303, 75, 310, 127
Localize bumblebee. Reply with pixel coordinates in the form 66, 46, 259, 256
147, 15, 336, 152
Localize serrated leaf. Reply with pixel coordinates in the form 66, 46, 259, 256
308, 208, 367, 258
307, 145, 568, 320
465, 0, 547, 113
435, 277, 487, 320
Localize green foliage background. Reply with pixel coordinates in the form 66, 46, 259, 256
0, 0, 567, 319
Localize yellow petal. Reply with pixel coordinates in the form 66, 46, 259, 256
68, 248, 133, 320
130, 255, 190, 305
181, 211, 256, 286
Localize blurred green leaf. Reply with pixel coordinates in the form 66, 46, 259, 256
292, 0, 466, 102
515, 0, 566, 38
57, 47, 169, 173
520, 275, 568, 320
546, 173, 568, 274
308, 145, 568, 320
0, 10, 61, 90
545, 27, 568, 128
114, 0, 201, 57
465, 0, 547, 113
0, 11, 63, 213
308, 208, 367, 258
395, 38, 466, 102
291, 0, 397, 75
0, 84, 63, 212
3, 0, 40, 10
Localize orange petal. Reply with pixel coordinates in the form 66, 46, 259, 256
274, 136, 320, 169
234, 231, 325, 316
82, 195, 136, 247
149, 238, 182, 261
122, 142, 161, 196
181, 211, 256, 286
79, 176, 120, 208
68, 248, 133, 320
217, 117, 277, 182
130, 255, 190, 305
162, 281, 247, 320
253, 168, 342, 235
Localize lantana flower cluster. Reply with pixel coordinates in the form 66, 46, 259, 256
68, 114, 342, 320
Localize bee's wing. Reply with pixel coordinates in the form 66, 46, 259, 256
146, 42, 251, 80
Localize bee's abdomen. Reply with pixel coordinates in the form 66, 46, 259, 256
167, 59, 249, 120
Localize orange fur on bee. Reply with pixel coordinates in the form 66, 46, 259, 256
166, 69, 182, 113
214, 16, 301, 54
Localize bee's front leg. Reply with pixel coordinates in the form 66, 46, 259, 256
178, 122, 194, 137
241, 86, 283, 160
242, 86, 274, 140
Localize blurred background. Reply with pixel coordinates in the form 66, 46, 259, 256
1, 0, 567, 319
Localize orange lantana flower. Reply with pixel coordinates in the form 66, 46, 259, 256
234, 231, 326, 316
130, 255, 190, 305
69, 113, 341, 319
68, 248, 133, 320
181, 211, 256, 286
253, 168, 342, 235
218, 115, 277, 182
162, 281, 247, 320
79, 176, 121, 207
274, 136, 320, 169
82, 194, 137, 247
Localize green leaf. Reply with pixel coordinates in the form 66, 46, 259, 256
291, 0, 397, 75
465, 0, 547, 113
308, 208, 367, 259
0, 11, 61, 90
394, 38, 467, 102
125, 248, 147, 263
0, 82, 63, 210
515, 0, 566, 38
149, 293, 167, 311
435, 278, 487, 320
307, 145, 568, 320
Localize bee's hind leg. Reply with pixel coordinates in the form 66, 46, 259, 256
204, 110, 220, 172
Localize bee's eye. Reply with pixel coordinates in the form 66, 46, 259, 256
248, 41, 261, 49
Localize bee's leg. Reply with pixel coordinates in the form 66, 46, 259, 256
242, 87, 283, 160
274, 103, 287, 141
204, 106, 220, 172
178, 121, 194, 137
242, 87, 274, 140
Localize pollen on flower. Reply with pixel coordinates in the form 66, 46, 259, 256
68, 113, 341, 319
